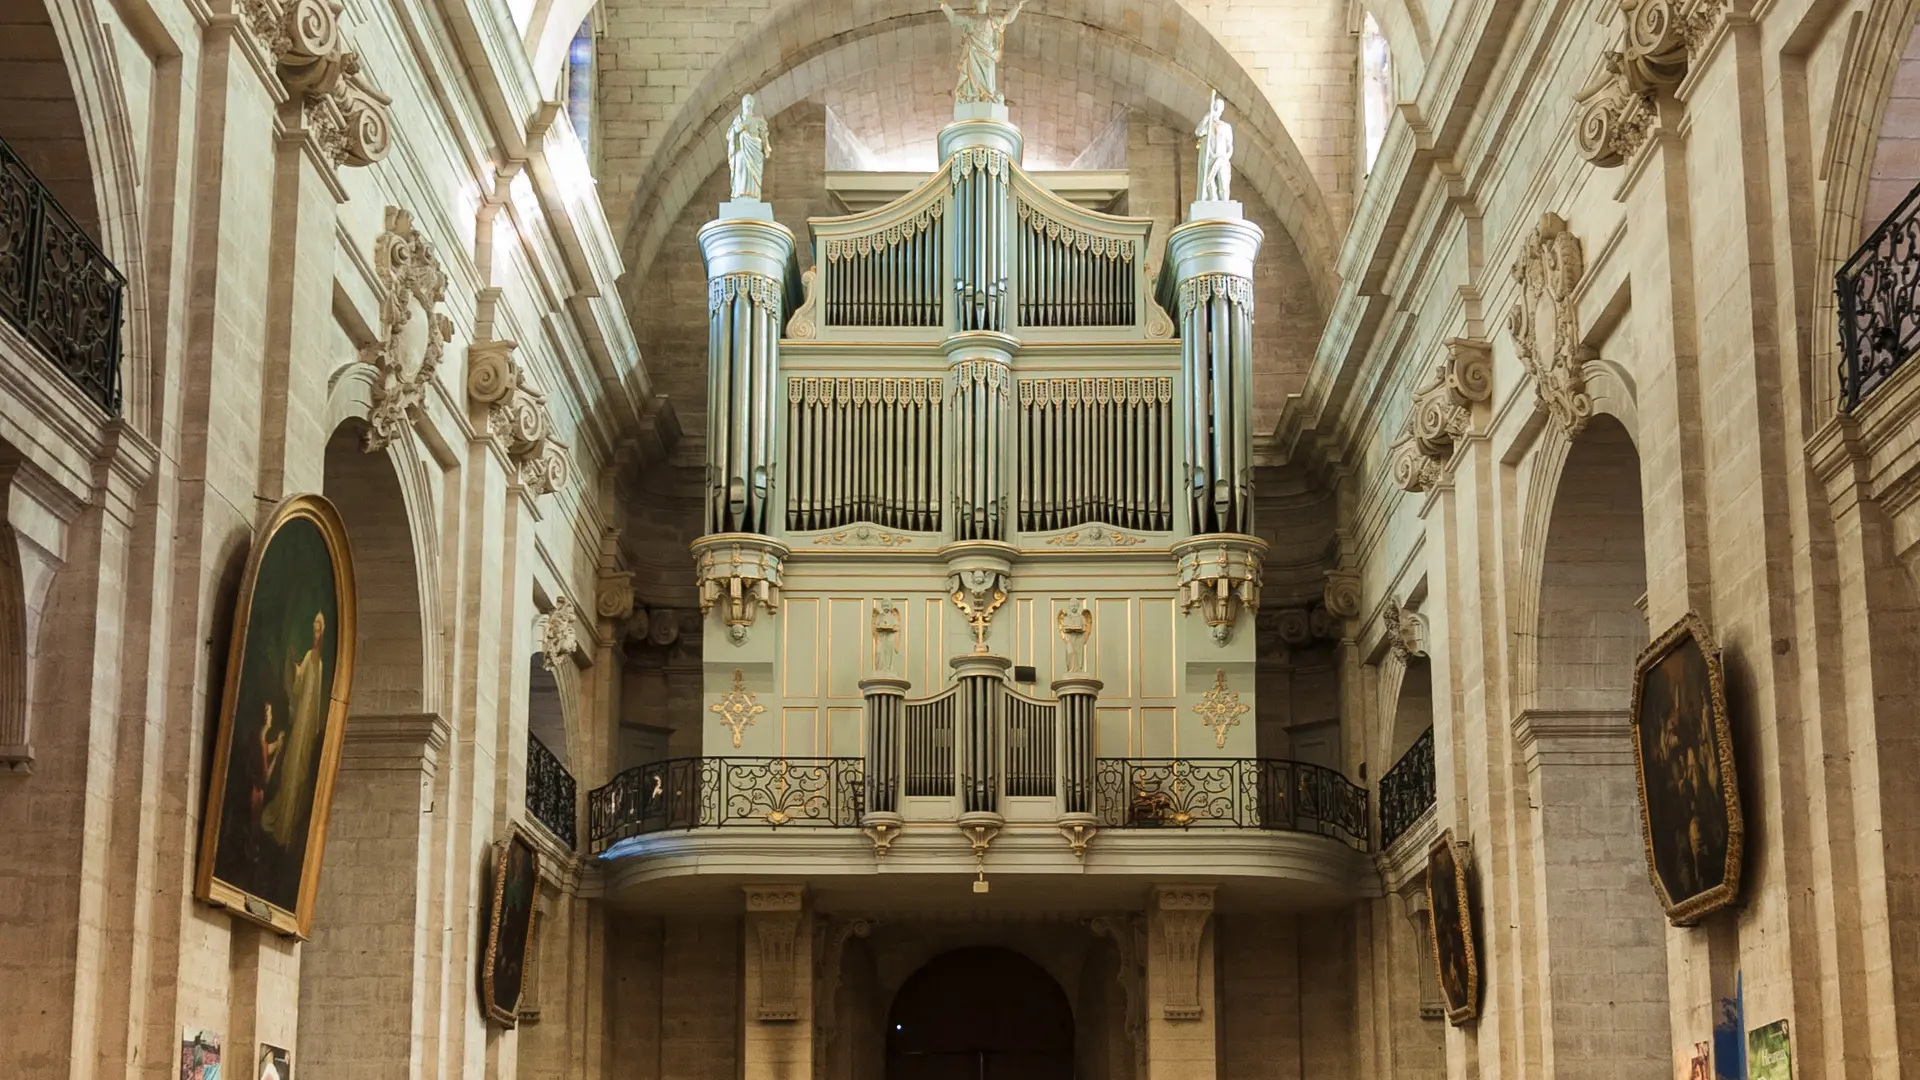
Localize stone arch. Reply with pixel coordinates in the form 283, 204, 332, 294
885, 946, 1075, 1079
319, 422, 429, 715
1385, 653, 1432, 768
615, 1, 1342, 309
0, 452, 24, 760
528, 653, 568, 766
1812, 0, 1920, 410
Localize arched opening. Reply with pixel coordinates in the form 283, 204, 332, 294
1861, 12, 1920, 239
298, 421, 435, 1075
886, 947, 1074, 1080
0, 0, 102, 242
529, 653, 567, 766
1529, 415, 1670, 1079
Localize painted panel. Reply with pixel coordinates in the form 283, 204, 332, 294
782, 707, 819, 757
783, 597, 821, 699
1139, 597, 1177, 698
1141, 706, 1178, 757
1095, 597, 1132, 697
1097, 706, 1134, 757
828, 707, 863, 757
827, 596, 865, 699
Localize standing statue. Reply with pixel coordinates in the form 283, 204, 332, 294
941, 0, 1027, 105
1194, 91, 1234, 202
728, 94, 770, 200
871, 599, 902, 673
1057, 599, 1091, 673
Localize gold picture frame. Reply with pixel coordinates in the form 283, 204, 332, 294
480, 824, 542, 1027
1425, 830, 1480, 1026
194, 493, 357, 938
1629, 611, 1744, 925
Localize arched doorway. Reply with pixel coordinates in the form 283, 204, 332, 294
886, 947, 1074, 1080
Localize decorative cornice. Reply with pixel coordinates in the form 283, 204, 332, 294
364, 207, 453, 452
239, 0, 391, 167
1391, 338, 1492, 492
1506, 213, 1591, 436
467, 338, 572, 497
1572, 0, 1728, 168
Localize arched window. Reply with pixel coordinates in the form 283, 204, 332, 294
1361, 13, 1393, 174
561, 16, 596, 157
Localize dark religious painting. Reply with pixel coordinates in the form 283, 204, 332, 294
481, 825, 542, 1027
196, 494, 357, 938
1424, 830, 1480, 1026
1629, 611, 1744, 925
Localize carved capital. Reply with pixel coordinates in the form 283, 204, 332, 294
1257, 603, 1342, 650
1153, 886, 1215, 1020
241, 0, 391, 167
1382, 596, 1426, 662
1323, 569, 1363, 621
364, 207, 453, 452
1392, 338, 1492, 492
539, 597, 579, 671
595, 571, 635, 621
1507, 213, 1592, 436
468, 338, 573, 497
744, 886, 805, 1022
1572, 0, 1727, 168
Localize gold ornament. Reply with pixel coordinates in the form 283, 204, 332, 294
1193, 670, 1249, 749
711, 669, 766, 748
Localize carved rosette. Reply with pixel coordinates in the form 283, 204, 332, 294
1391, 338, 1493, 492
1507, 213, 1591, 436
540, 597, 579, 671
364, 207, 453, 451
693, 534, 788, 646
1153, 886, 1215, 1020
467, 339, 573, 497
1573, 0, 1728, 168
240, 0, 393, 167
1382, 596, 1426, 662
1170, 534, 1267, 646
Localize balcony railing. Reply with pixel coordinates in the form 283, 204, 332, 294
526, 733, 577, 850
1092, 758, 1370, 851
1378, 726, 1436, 851
586, 756, 865, 855
0, 135, 124, 415
1838, 179, 1920, 411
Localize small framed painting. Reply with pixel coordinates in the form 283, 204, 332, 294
257, 1045, 290, 1080
180, 1030, 221, 1080
1424, 830, 1480, 1026
195, 493, 357, 937
480, 824, 542, 1026
1629, 611, 1744, 925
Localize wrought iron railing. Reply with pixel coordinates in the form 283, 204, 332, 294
1092, 758, 1370, 851
586, 756, 865, 854
1838, 179, 1920, 410
526, 733, 577, 849
0, 135, 124, 414
1378, 726, 1436, 851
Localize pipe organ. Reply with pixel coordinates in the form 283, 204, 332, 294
694, 99, 1269, 857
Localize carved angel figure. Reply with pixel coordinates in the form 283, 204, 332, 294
1057, 599, 1091, 673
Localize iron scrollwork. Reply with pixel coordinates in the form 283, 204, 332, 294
1839, 180, 1920, 411
586, 756, 865, 854
0, 135, 124, 415
525, 733, 578, 850
1378, 726, 1437, 851
1092, 757, 1370, 851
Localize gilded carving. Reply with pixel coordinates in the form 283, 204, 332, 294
540, 597, 578, 671
1391, 338, 1493, 492
364, 207, 453, 452
1507, 213, 1591, 436
240, 0, 392, 167
467, 339, 573, 497
694, 536, 787, 645
1193, 670, 1250, 749
1172, 535, 1266, 646
950, 566, 1009, 654
711, 669, 766, 748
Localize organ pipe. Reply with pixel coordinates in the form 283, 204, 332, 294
1015, 200, 1138, 329
1015, 377, 1174, 532
1178, 274, 1255, 534
948, 356, 1011, 541
951, 149, 1009, 332
705, 272, 784, 534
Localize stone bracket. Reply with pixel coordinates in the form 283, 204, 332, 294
745, 885, 805, 1022
1153, 885, 1215, 1020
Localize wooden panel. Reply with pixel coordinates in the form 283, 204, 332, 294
1139, 596, 1177, 699
1094, 596, 1132, 697
1097, 706, 1134, 757
828, 707, 863, 757
826, 596, 865, 699
782, 707, 819, 757
783, 597, 821, 698
1139, 706, 1178, 757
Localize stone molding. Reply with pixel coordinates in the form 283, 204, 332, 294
814, 916, 872, 1066
1572, 0, 1730, 168
539, 597, 579, 671
1152, 885, 1215, 1020
364, 207, 454, 452
335, 711, 450, 770
1507, 213, 1591, 436
1391, 337, 1493, 492
240, 0, 393, 167
1511, 708, 1635, 769
1382, 596, 1426, 661
595, 570, 636, 621
1088, 915, 1148, 1077
745, 885, 805, 1021
467, 338, 572, 496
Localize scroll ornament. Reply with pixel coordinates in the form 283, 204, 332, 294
1324, 570, 1363, 622
240, 0, 393, 167
1390, 338, 1493, 492
1506, 213, 1591, 436
364, 207, 453, 452
595, 571, 636, 621
467, 339, 572, 497
1572, 0, 1729, 168
785, 267, 820, 338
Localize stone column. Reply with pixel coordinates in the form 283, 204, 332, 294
299, 713, 449, 1077
743, 886, 811, 1080
1146, 885, 1217, 1080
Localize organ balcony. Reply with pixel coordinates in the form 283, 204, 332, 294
590, 101, 1374, 912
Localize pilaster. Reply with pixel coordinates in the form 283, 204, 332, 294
1146, 884, 1216, 1080
743, 885, 811, 1080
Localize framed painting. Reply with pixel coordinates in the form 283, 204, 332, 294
256, 1045, 290, 1080
1748, 1020, 1792, 1080
179, 1030, 221, 1080
480, 824, 542, 1027
1424, 830, 1480, 1026
1629, 611, 1744, 925
195, 493, 357, 938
